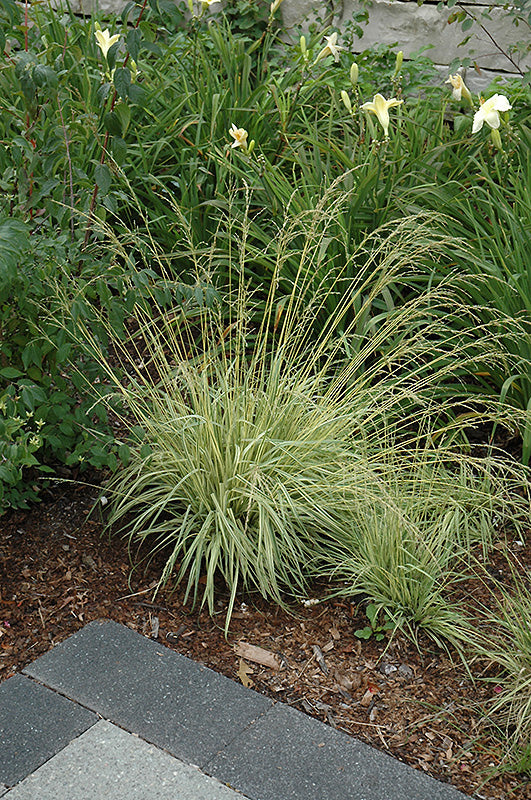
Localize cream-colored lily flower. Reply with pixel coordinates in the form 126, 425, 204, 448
229, 124, 248, 149
472, 94, 512, 133
95, 28, 121, 60
270, 0, 283, 15
445, 73, 473, 106
315, 32, 344, 64
360, 93, 403, 138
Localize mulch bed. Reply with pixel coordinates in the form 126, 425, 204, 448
1, 476, 530, 800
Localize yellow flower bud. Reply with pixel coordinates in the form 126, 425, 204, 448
350, 62, 359, 87
300, 35, 306, 55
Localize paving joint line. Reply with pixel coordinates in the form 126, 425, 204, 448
201, 698, 280, 772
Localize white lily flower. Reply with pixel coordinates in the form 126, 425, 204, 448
472, 94, 512, 133
445, 73, 473, 106
229, 124, 248, 150
315, 32, 344, 64
360, 93, 403, 138
95, 28, 121, 61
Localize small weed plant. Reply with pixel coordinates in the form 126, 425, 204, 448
354, 603, 395, 642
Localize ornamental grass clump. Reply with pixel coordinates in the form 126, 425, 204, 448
69, 185, 529, 631
472, 575, 531, 772
323, 446, 524, 653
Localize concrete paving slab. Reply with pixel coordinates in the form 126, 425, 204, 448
23, 619, 272, 765
206, 702, 470, 800
0, 786, 8, 797
0, 674, 97, 788
3, 720, 245, 800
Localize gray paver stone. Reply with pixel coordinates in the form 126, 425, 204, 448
206, 703, 470, 800
3, 720, 245, 800
0, 674, 97, 787
23, 619, 272, 765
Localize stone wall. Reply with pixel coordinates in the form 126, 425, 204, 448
63, 0, 530, 88
282, 1, 530, 91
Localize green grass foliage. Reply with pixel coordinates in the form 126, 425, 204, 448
1, 0, 531, 771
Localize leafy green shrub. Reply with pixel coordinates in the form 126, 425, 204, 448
0, 217, 117, 508
0, 204, 195, 510
0, 386, 51, 509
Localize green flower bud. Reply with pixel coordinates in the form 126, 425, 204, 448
490, 128, 503, 151
394, 50, 403, 76
341, 90, 352, 113
350, 62, 359, 87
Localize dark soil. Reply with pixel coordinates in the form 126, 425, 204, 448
1, 477, 530, 800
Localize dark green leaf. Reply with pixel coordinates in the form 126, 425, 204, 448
120, 1, 138, 23
126, 28, 141, 62
106, 41, 120, 73
114, 102, 131, 136
112, 137, 128, 165
0, 367, 23, 379
104, 111, 123, 137
128, 84, 146, 106
113, 67, 131, 101
95, 163, 112, 195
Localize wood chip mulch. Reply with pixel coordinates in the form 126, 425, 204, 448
1, 478, 530, 800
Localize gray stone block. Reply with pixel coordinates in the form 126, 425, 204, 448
206, 703, 470, 800
23, 619, 272, 765
0, 674, 97, 788
3, 720, 244, 800
339, 0, 530, 74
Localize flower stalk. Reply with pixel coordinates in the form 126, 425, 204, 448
83, 0, 149, 249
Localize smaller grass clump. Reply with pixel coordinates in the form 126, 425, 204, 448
323, 447, 521, 653
472, 573, 531, 774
